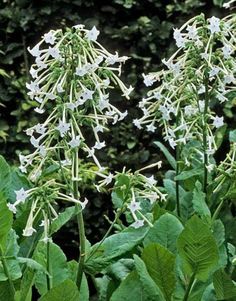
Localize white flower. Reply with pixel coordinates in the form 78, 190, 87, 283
145, 175, 157, 187
57, 84, 64, 93
15, 188, 29, 203
7, 203, 17, 214
86, 26, 100, 41
173, 28, 186, 48
39, 145, 47, 157
104, 173, 113, 185
208, 16, 221, 34
23, 227, 36, 237
222, 44, 233, 59
209, 66, 220, 78
81, 198, 89, 210
186, 25, 198, 40
146, 123, 156, 133
212, 116, 224, 128
34, 123, 46, 135
44, 31, 56, 45
184, 105, 197, 117
75, 67, 87, 76
143, 73, 156, 87
28, 44, 41, 57
128, 200, 141, 213
48, 47, 61, 59
30, 136, 40, 148
94, 141, 106, 150
68, 136, 81, 148
131, 219, 144, 229
56, 120, 70, 137
34, 107, 45, 114
133, 119, 142, 129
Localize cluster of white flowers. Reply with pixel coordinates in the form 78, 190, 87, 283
135, 15, 236, 165
10, 25, 133, 236
113, 163, 166, 229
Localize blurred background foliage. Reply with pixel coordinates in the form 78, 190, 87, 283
0, 0, 229, 252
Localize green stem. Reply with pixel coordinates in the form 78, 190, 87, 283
176, 110, 181, 217
72, 149, 86, 289
176, 143, 181, 217
212, 198, 224, 222
203, 76, 210, 196
86, 209, 123, 262
46, 205, 52, 291
0, 246, 15, 299
183, 273, 195, 301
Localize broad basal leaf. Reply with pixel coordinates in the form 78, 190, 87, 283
34, 241, 68, 295
39, 280, 79, 301
142, 243, 176, 301
0, 192, 12, 248
85, 226, 149, 274
213, 269, 236, 300
144, 213, 183, 253
177, 215, 219, 281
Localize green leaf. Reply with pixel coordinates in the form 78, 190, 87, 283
192, 181, 211, 217
0, 156, 11, 194
34, 242, 68, 295
177, 216, 219, 281
110, 271, 145, 301
85, 226, 149, 274
229, 129, 236, 143
0, 193, 13, 247
106, 259, 134, 281
144, 213, 183, 253
19, 267, 34, 301
175, 168, 203, 181
50, 206, 80, 234
153, 141, 176, 169
18, 257, 49, 275
213, 269, 236, 300
134, 255, 165, 300
142, 243, 176, 301
0, 230, 21, 281
0, 281, 14, 301
39, 279, 80, 301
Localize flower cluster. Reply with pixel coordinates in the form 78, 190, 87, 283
10, 25, 133, 236
135, 15, 236, 161
112, 162, 166, 229
20, 25, 132, 180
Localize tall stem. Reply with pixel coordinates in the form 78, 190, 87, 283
46, 205, 52, 291
183, 273, 195, 301
176, 111, 181, 217
176, 143, 181, 217
72, 149, 86, 289
203, 76, 209, 196
0, 246, 15, 299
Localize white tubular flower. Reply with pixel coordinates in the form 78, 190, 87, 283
15, 188, 29, 203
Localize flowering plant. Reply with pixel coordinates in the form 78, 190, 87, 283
0, 8, 235, 301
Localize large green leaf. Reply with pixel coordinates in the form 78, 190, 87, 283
134, 255, 165, 300
177, 216, 219, 281
153, 141, 176, 169
192, 181, 210, 217
34, 241, 68, 295
142, 243, 176, 301
213, 269, 236, 300
0, 230, 21, 281
0, 156, 11, 194
85, 226, 149, 274
0, 281, 14, 301
110, 271, 145, 301
39, 279, 80, 301
144, 213, 183, 253
50, 206, 80, 234
0, 193, 13, 248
